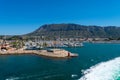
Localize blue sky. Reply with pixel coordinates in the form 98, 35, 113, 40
0, 0, 120, 35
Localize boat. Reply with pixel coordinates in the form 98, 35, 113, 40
74, 43, 84, 47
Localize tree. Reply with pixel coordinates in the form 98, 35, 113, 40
10, 40, 25, 49
8, 36, 23, 40
117, 37, 120, 40
42, 42, 48, 48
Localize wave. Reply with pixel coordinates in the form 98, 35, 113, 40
71, 74, 78, 78
5, 77, 20, 80
79, 57, 120, 80
5, 74, 64, 80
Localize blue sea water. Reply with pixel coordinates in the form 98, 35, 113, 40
0, 43, 120, 80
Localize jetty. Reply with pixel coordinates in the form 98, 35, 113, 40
0, 49, 78, 58
0, 40, 78, 58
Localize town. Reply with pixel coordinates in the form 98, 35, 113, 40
0, 35, 119, 52
0, 36, 83, 58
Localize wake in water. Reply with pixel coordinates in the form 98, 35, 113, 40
79, 57, 120, 80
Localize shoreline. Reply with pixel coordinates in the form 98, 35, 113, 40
0, 49, 78, 58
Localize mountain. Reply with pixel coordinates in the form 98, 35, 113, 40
27, 23, 120, 38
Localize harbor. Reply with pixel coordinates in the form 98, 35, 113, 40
0, 39, 80, 58
1, 43, 119, 80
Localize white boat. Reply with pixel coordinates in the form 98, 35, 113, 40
74, 43, 84, 47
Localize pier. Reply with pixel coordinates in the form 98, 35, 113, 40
0, 49, 78, 58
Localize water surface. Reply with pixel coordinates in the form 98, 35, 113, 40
0, 43, 120, 80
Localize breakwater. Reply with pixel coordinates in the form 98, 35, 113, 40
0, 49, 78, 58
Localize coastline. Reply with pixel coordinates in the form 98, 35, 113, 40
0, 49, 78, 58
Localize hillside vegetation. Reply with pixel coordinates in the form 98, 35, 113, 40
27, 24, 120, 38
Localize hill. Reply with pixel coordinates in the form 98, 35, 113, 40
27, 24, 120, 38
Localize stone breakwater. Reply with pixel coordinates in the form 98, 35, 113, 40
0, 49, 78, 58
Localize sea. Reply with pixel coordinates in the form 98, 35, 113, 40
0, 43, 120, 80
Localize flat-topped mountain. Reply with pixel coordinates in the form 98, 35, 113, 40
27, 24, 120, 38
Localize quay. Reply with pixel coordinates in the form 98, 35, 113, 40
0, 49, 78, 58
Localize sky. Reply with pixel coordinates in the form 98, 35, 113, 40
0, 0, 120, 35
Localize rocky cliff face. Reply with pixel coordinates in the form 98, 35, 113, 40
27, 23, 120, 38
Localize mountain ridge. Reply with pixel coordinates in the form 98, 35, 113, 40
27, 23, 120, 38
